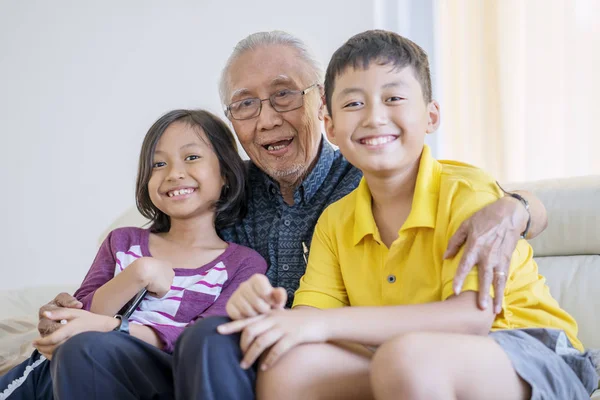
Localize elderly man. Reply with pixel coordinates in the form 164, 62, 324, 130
9, 31, 546, 400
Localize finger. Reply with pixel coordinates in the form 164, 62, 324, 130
492, 271, 508, 314
34, 343, 57, 357
239, 318, 276, 353
260, 336, 296, 371
37, 319, 61, 337
34, 326, 70, 347
240, 289, 271, 315
477, 262, 494, 310
39, 303, 59, 319
217, 315, 266, 335
250, 275, 273, 300
55, 293, 82, 309
452, 241, 480, 295
43, 308, 82, 322
444, 223, 468, 259
240, 328, 284, 369
228, 297, 259, 320
270, 288, 288, 309
493, 238, 516, 314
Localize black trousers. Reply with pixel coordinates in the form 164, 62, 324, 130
1, 316, 256, 400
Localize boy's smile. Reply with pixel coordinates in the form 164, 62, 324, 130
325, 64, 439, 178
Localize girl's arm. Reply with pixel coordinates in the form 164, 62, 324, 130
90, 257, 172, 316
151, 249, 268, 353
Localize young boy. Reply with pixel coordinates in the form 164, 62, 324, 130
218, 30, 598, 399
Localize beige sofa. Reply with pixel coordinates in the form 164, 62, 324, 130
1, 175, 599, 396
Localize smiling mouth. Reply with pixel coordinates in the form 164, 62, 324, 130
263, 138, 293, 152
166, 188, 196, 197
359, 135, 398, 146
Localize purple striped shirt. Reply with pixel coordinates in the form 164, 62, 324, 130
74, 227, 267, 353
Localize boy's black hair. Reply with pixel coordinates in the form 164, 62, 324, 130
324, 29, 432, 115
135, 109, 247, 233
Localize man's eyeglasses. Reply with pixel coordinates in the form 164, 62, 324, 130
225, 83, 319, 121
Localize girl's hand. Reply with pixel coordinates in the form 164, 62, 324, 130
226, 274, 287, 320
33, 309, 119, 360
136, 257, 175, 298
217, 308, 329, 371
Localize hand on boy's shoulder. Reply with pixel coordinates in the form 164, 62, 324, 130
226, 274, 287, 320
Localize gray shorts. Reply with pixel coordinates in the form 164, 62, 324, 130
490, 328, 598, 399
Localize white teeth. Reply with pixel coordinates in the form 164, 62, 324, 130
167, 188, 194, 197
267, 144, 287, 151
362, 136, 395, 146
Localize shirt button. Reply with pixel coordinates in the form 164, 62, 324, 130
270, 187, 276, 194
284, 219, 291, 226
282, 264, 289, 271
387, 274, 396, 283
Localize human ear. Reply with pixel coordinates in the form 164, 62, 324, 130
426, 100, 441, 134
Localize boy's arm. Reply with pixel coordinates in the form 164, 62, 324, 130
322, 291, 494, 345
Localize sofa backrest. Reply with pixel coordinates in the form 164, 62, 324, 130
506, 175, 600, 349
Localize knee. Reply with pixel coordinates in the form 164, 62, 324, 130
174, 316, 233, 358
52, 332, 117, 374
257, 344, 324, 400
371, 333, 437, 399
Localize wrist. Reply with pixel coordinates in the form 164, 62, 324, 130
105, 315, 120, 332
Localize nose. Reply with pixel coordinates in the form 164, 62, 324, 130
362, 101, 389, 128
256, 99, 283, 132
166, 161, 186, 181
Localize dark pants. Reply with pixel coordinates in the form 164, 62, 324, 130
0, 350, 52, 400
1, 316, 256, 400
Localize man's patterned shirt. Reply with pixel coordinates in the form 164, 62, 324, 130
219, 139, 362, 306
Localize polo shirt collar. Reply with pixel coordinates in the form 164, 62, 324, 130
352, 145, 441, 246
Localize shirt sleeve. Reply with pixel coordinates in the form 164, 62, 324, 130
292, 210, 349, 309
440, 187, 503, 301
73, 231, 118, 311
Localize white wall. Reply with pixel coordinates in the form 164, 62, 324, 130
0, 1, 379, 290
0, 1, 435, 291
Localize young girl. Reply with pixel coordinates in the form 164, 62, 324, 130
0, 109, 267, 400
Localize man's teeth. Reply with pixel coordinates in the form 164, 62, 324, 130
362, 136, 395, 146
267, 144, 287, 151
167, 188, 194, 197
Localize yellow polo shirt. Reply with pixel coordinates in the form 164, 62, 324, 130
293, 145, 582, 351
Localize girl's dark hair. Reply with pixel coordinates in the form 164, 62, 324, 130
135, 109, 247, 233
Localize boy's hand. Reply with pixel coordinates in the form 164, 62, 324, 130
445, 196, 525, 314
37, 292, 83, 337
33, 309, 118, 360
226, 274, 287, 320
137, 257, 175, 298
217, 308, 328, 370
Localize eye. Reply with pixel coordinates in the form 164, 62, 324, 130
386, 96, 405, 103
239, 98, 257, 109
342, 101, 363, 109
274, 89, 292, 98
185, 155, 201, 161
152, 161, 166, 168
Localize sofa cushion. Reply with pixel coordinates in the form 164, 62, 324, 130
536, 255, 600, 349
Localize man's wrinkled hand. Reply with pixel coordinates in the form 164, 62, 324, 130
445, 196, 527, 314
37, 292, 82, 337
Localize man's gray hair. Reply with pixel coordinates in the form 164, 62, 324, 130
218, 31, 324, 107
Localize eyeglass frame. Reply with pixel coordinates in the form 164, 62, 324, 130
224, 83, 320, 121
